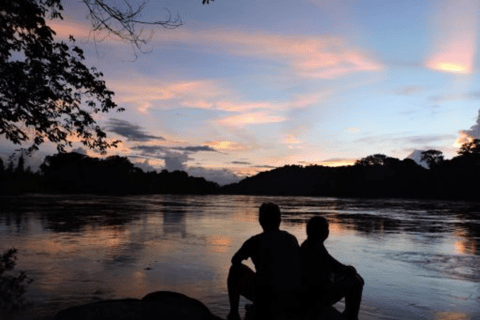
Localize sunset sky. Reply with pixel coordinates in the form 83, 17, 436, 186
3, 0, 480, 184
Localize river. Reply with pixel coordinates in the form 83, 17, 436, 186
0, 194, 479, 320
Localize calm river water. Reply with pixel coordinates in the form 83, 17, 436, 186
0, 195, 479, 320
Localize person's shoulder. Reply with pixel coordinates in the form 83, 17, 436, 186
278, 230, 300, 244
279, 229, 296, 238
245, 233, 264, 244
300, 238, 309, 248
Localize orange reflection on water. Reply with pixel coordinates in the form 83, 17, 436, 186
327, 215, 349, 237
206, 235, 232, 253
435, 311, 470, 320
82, 225, 125, 249
454, 240, 476, 255
454, 227, 477, 255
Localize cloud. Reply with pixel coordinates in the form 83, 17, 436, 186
133, 159, 158, 172
187, 167, 241, 186
164, 152, 191, 171
426, 0, 480, 74
396, 86, 425, 96
131, 145, 166, 155
129, 148, 241, 185
231, 161, 251, 165
317, 158, 356, 167
253, 165, 276, 169
430, 91, 480, 102
215, 101, 273, 112
182, 92, 327, 114
355, 133, 456, 146
216, 112, 287, 127
110, 79, 226, 114
152, 28, 382, 79
405, 150, 428, 168
281, 134, 302, 144
403, 135, 457, 145
205, 141, 248, 151
347, 127, 360, 133
106, 119, 164, 141
461, 109, 480, 138
171, 146, 217, 153
454, 109, 480, 147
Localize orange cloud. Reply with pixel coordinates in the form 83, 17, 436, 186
426, 0, 480, 74
216, 112, 287, 126
109, 79, 225, 113
282, 134, 302, 144
205, 140, 247, 150
453, 131, 474, 148
317, 159, 356, 167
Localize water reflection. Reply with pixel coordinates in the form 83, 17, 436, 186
162, 208, 187, 238
0, 195, 479, 320
435, 311, 470, 320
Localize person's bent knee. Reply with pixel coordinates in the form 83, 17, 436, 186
229, 263, 251, 278
354, 274, 364, 287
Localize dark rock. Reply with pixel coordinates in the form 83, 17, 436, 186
54, 292, 223, 320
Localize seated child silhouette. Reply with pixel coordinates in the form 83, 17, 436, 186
301, 216, 364, 320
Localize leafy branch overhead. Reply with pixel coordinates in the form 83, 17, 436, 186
1, 0, 124, 154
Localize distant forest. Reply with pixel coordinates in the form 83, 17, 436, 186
1, 139, 479, 200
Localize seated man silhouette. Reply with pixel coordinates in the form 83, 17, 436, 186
227, 203, 301, 320
301, 216, 364, 320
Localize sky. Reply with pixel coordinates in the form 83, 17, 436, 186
3, 0, 480, 185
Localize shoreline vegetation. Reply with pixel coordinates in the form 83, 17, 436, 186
1, 139, 479, 200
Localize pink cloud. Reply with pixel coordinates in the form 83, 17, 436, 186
153, 29, 382, 79
216, 112, 287, 126
426, 0, 480, 74
108, 79, 225, 113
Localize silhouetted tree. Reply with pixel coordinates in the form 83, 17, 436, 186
14, 154, 25, 175
6, 161, 14, 174
458, 139, 480, 156
0, 158, 3, 174
420, 150, 444, 169
1, 0, 123, 154
355, 154, 389, 166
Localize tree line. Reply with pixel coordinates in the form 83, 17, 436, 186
0, 152, 219, 195
1, 139, 479, 199
223, 139, 480, 200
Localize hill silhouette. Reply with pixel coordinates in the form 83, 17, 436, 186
1, 139, 479, 199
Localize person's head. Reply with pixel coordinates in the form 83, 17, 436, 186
306, 216, 329, 243
259, 202, 281, 231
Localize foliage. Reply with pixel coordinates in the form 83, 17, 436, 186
457, 138, 480, 156
355, 154, 389, 166
1, 0, 124, 154
420, 150, 444, 169
0, 248, 34, 309
39, 152, 219, 194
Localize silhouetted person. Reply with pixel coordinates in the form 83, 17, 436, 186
227, 203, 301, 320
301, 216, 364, 320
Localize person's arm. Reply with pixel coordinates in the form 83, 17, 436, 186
326, 250, 358, 276
231, 238, 252, 265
